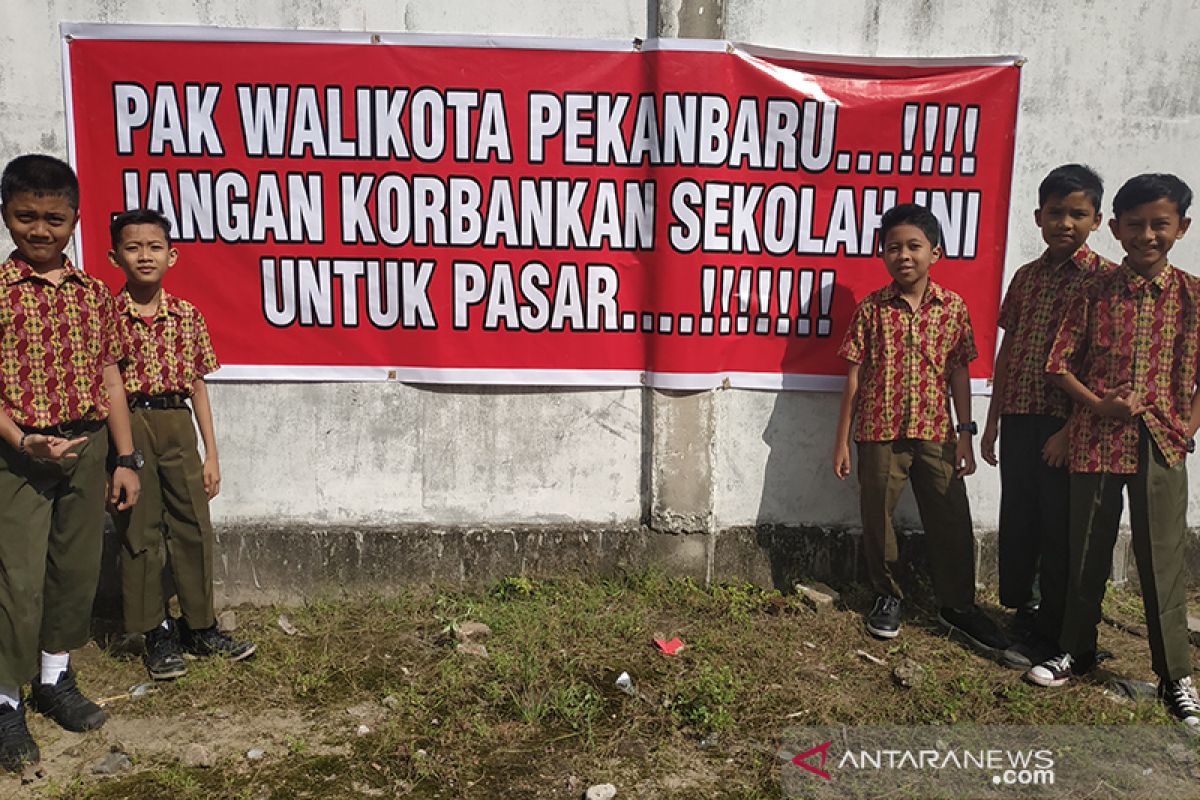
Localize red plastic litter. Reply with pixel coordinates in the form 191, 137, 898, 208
654, 637, 686, 656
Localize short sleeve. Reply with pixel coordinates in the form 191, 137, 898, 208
192, 310, 220, 378
947, 303, 979, 371
101, 291, 125, 366
837, 300, 870, 364
996, 266, 1026, 332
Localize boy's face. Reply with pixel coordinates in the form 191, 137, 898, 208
882, 223, 940, 291
1035, 191, 1100, 259
1, 191, 78, 271
1109, 197, 1191, 273
108, 223, 177, 287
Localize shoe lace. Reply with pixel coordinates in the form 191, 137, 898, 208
1169, 678, 1200, 715
1044, 653, 1073, 672
872, 596, 900, 616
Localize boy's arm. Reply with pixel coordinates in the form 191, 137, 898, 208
191, 378, 221, 499
980, 333, 1013, 466
950, 364, 976, 477
0, 407, 88, 460
833, 363, 860, 479
103, 364, 141, 510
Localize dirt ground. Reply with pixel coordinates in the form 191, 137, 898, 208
1, 575, 1196, 799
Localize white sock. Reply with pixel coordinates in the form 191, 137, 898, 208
0, 686, 19, 709
39, 651, 69, 685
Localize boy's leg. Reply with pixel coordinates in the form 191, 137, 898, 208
115, 410, 167, 635
39, 426, 109, 655
0, 448, 57, 688
1057, 471, 1125, 661
997, 415, 1043, 610
856, 440, 912, 599
158, 410, 215, 631
1031, 416, 1071, 644
907, 440, 975, 609
1127, 429, 1192, 682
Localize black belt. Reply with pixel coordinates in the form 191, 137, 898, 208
19, 419, 105, 438
129, 393, 189, 410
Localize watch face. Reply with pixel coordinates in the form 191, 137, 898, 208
133, 451, 145, 469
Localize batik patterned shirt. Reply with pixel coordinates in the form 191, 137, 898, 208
839, 280, 978, 443
0, 254, 123, 428
996, 244, 1116, 417
1046, 262, 1200, 473
118, 288, 219, 398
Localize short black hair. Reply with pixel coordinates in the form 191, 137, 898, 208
880, 203, 941, 249
1039, 163, 1103, 211
1112, 173, 1193, 218
0, 154, 80, 210
109, 208, 173, 250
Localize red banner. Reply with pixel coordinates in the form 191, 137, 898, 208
63, 26, 1020, 389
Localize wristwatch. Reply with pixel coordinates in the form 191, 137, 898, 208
956, 422, 979, 435
114, 450, 145, 470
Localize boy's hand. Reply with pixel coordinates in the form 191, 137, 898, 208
23, 434, 88, 462
1042, 427, 1069, 468
110, 467, 141, 511
954, 436, 976, 478
833, 443, 852, 480
980, 422, 999, 466
203, 456, 221, 500
1095, 384, 1146, 420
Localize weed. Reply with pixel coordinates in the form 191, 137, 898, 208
672, 662, 739, 732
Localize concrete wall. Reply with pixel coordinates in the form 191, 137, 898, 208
4, 0, 1200, 597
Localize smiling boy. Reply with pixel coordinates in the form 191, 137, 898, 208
1028, 174, 1200, 728
108, 208, 255, 682
0, 155, 141, 770
833, 203, 1008, 657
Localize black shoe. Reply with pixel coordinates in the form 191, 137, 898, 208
29, 670, 107, 732
865, 595, 902, 639
1160, 676, 1200, 729
1010, 604, 1039, 639
1000, 635, 1058, 671
143, 621, 188, 681
179, 620, 257, 662
938, 605, 1010, 658
0, 704, 39, 772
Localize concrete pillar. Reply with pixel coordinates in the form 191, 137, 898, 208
645, 0, 725, 582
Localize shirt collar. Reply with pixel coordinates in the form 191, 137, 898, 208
3, 253, 83, 286
1119, 261, 1174, 295
120, 287, 177, 320
880, 279, 948, 307
1039, 243, 1099, 272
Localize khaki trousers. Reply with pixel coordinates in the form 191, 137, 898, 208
0, 424, 108, 686
1059, 428, 1192, 682
856, 438, 976, 608
113, 407, 215, 634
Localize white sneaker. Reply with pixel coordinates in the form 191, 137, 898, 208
1026, 652, 1074, 687
1161, 676, 1200, 728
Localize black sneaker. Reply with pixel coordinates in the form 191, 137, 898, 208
143, 621, 188, 681
938, 605, 1010, 658
1000, 635, 1058, 671
0, 703, 38, 772
1160, 676, 1200, 729
29, 670, 107, 732
1026, 652, 1076, 687
865, 595, 902, 639
179, 620, 257, 662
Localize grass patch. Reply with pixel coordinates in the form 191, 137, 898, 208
16, 576, 1197, 798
